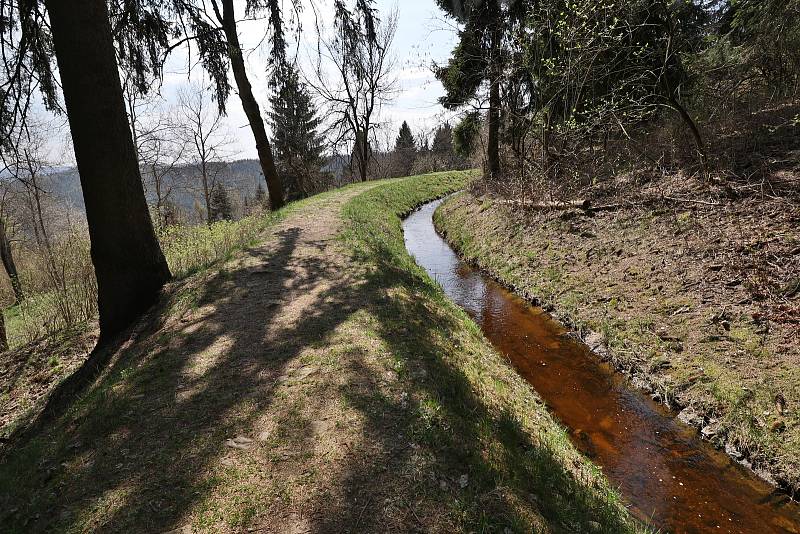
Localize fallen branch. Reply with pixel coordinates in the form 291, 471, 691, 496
662, 195, 720, 206
496, 199, 592, 210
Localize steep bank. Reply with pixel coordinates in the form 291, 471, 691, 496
0, 173, 643, 533
435, 190, 800, 492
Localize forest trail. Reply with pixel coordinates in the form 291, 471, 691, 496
2, 180, 381, 531
0, 173, 642, 533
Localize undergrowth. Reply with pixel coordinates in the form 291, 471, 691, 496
5, 207, 293, 347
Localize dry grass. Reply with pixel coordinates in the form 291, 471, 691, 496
2, 207, 290, 348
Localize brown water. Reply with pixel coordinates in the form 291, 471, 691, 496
403, 198, 800, 534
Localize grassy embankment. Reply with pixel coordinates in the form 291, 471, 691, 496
435, 190, 800, 491
0, 172, 646, 533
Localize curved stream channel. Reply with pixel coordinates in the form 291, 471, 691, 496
403, 198, 800, 534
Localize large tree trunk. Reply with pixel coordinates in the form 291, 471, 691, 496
0, 216, 24, 304
486, 16, 502, 180
45, 0, 171, 343
220, 0, 285, 210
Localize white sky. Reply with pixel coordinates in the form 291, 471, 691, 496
155, 0, 460, 159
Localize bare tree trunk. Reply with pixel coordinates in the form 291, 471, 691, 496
152, 164, 164, 230
666, 96, 708, 167
27, 173, 59, 280
356, 130, 370, 182
487, 19, 502, 180
0, 216, 23, 303
45, 0, 171, 343
219, 0, 285, 210
201, 160, 212, 224
0, 310, 7, 352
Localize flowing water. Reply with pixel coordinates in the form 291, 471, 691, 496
403, 198, 800, 534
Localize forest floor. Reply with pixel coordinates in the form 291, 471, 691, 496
435, 171, 800, 493
0, 172, 646, 533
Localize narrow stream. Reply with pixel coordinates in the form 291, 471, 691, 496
403, 198, 800, 534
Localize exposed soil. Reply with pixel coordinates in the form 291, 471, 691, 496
436, 183, 800, 493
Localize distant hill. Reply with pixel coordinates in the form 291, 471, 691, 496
44, 159, 265, 216
4, 155, 354, 225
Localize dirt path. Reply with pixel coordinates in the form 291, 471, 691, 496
6, 183, 396, 532
2, 175, 641, 533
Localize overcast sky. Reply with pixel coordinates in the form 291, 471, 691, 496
153, 0, 460, 160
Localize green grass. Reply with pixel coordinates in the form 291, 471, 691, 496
340, 172, 648, 532
0, 173, 648, 533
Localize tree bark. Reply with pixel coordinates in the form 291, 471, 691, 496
220, 0, 285, 210
201, 159, 212, 225
486, 15, 502, 181
0, 216, 23, 304
0, 309, 7, 352
45, 0, 171, 343
356, 130, 370, 182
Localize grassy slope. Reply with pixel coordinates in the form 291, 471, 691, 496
0, 173, 644, 533
435, 190, 800, 491
340, 173, 646, 533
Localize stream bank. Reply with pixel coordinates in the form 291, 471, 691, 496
407, 197, 800, 533
434, 190, 800, 496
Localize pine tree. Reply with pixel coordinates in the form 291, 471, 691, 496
393, 121, 417, 177
432, 123, 453, 156
254, 183, 268, 209
269, 66, 325, 200
209, 185, 233, 221
435, 0, 529, 180
431, 122, 462, 170
394, 121, 416, 152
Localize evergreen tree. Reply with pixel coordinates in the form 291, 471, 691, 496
392, 121, 417, 177
394, 121, 416, 152
254, 183, 268, 209
269, 66, 326, 199
209, 185, 233, 221
431, 122, 462, 170
435, 0, 518, 180
1, 0, 172, 342
431, 123, 454, 157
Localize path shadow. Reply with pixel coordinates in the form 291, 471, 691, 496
0, 223, 367, 532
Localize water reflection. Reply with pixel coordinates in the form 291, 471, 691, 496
403, 198, 800, 534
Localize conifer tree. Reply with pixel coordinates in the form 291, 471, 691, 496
431, 123, 454, 157
209, 184, 233, 221
394, 121, 416, 153
435, 0, 506, 179
1, 0, 172, 342
431, 122, 461, 169
269, 66, 326, 199
254, 183, 269, 209
392, 121, 417, 177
